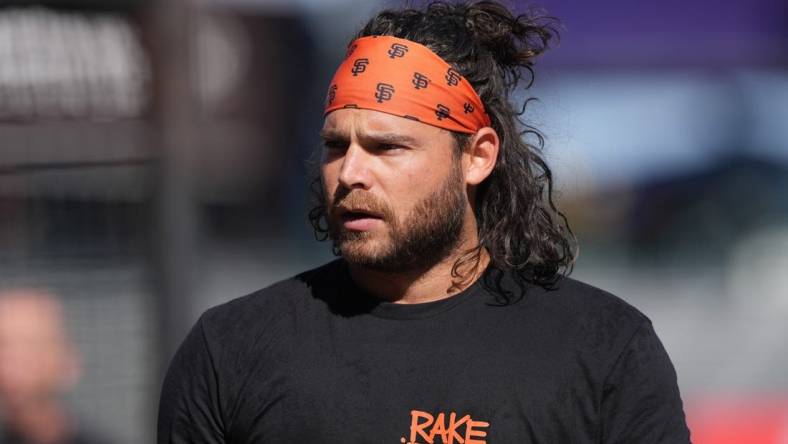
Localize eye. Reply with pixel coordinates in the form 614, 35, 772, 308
322, 140, 348, 151
376, 143, 403, 151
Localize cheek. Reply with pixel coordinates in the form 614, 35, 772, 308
387, 161, 441, 202
383, 154, 422, 186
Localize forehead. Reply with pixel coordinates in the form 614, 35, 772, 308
322, 108, 450, 141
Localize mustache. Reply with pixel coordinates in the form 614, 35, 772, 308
329, 189, 393, 221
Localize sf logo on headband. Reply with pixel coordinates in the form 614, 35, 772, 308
436, 104, 451, 120
326, 84, 337, 106
412, 72, 429, 90
345, 43, 358, 58
388, 43, 409, 59
351, 58, 369, 76
446, 68, 461, 86
375, 83, 395, 103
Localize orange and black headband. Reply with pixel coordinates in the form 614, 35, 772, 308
324, 35, 491, 134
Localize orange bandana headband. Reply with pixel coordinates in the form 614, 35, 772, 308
324, 36, 491, 134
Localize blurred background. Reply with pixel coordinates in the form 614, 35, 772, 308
0, 0, 785, 442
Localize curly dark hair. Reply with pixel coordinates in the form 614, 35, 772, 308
309, 0, 576, 297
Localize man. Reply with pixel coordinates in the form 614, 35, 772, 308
158, 2, 691, 443
0, 289, 98, 444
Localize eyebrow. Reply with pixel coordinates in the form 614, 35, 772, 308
318, 129, 346, 141
319, 129, 418, 146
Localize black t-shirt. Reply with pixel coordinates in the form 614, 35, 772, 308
157, 260, 691, 443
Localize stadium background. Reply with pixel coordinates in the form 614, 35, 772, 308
0, 0, 786, 442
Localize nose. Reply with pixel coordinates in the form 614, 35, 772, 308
337, 143, 373, 190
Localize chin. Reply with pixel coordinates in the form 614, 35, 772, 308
340, 237, 384, 260
339, 238, 399, 269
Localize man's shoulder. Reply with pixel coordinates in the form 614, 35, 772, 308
516, 274, 650, 336
543, 275, 647, 321
198, 259, 343, 333
506, 274, 656, 368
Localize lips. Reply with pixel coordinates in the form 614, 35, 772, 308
336, 207, 384, 231
340, 209, 381, 221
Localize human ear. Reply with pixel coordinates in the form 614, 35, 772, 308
463, 127, 500, 186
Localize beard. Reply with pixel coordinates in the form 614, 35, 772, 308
325, 163, 466, 273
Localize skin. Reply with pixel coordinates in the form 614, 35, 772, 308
0, 289, 80, 444
320, 108, 499, 304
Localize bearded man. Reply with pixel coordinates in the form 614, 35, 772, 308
157, 2, 691, 443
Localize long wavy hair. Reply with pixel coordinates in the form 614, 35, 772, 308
309, 1, 577, 298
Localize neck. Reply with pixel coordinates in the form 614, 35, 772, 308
348, 241, 490, 304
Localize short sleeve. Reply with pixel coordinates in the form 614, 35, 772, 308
601, 320, 692, 443
157, 315, 226, 444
